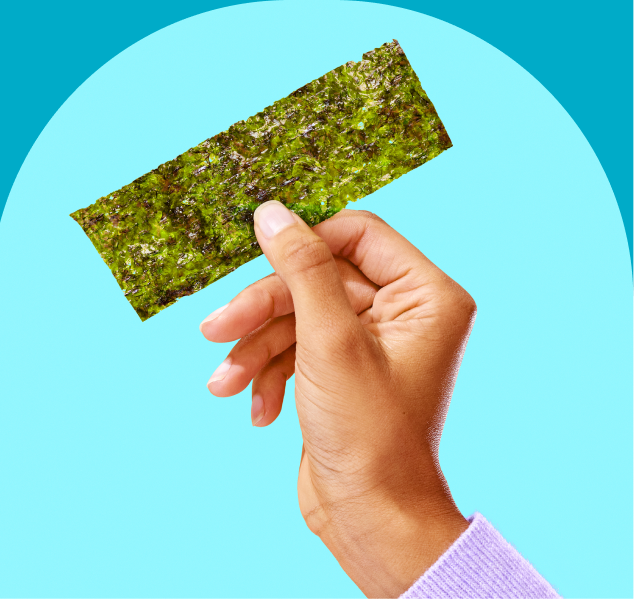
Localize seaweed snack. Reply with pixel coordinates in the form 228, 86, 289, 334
70, 40, 452, 321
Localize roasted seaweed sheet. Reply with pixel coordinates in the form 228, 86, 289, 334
70, 40, 452, 321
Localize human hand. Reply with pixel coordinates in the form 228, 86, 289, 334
200, 201, 476, 597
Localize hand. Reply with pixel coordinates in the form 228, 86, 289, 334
200, 202, 476, 597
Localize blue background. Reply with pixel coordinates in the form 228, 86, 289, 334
0, 1, 631, 598
1, 0, 632, 260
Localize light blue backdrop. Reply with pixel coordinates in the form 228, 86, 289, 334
0, 2, 631, 597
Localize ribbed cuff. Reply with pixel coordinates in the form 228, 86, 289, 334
399, 512, 560, 599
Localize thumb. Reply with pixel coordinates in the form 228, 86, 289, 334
253, 201, 361, 346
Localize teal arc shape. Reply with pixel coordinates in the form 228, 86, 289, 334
0, 0, 631, 266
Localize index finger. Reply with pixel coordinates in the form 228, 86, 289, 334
312, 209, 447, 288
200, 255, 378, 343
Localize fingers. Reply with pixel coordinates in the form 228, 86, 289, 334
201, 208, 448, 343
251, 344, 296, 427
207, 314, 296, 398
312, 209, 447, 288
253, 201, 365, 352
200, 257, 378, 343
200, 272, 293, 343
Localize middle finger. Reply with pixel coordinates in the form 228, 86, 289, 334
207, 313, 297, 397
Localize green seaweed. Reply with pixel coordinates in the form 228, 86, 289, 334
70, 39, 452, 321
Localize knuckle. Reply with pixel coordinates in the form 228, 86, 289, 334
461, 290, 477, 318
439, 278, 477, 326
245, 275, 293, 320
281, 234, 333, 278
339, 208, 386, 226
249, 282, 277, 321
261, 277, 293, 317
354, 209, 385, 223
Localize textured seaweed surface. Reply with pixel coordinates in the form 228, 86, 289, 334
70, 40, 452, 321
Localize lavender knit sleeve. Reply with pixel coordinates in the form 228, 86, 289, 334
399, 513, 560, 599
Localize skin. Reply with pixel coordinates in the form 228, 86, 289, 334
200, 201, 477, 598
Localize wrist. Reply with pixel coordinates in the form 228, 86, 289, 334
318, 482, 468, 597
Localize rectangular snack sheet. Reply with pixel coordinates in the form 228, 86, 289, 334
70, 40, 452, 321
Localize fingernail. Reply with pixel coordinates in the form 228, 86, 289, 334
200, 303, 229, 329
251, 394, 265, 426
255, 201, 296, 239
207, 358, 232, 386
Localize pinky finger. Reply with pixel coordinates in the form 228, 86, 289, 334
251, 344, 296, 427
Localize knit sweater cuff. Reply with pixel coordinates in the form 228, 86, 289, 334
399, 512, 560, 599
